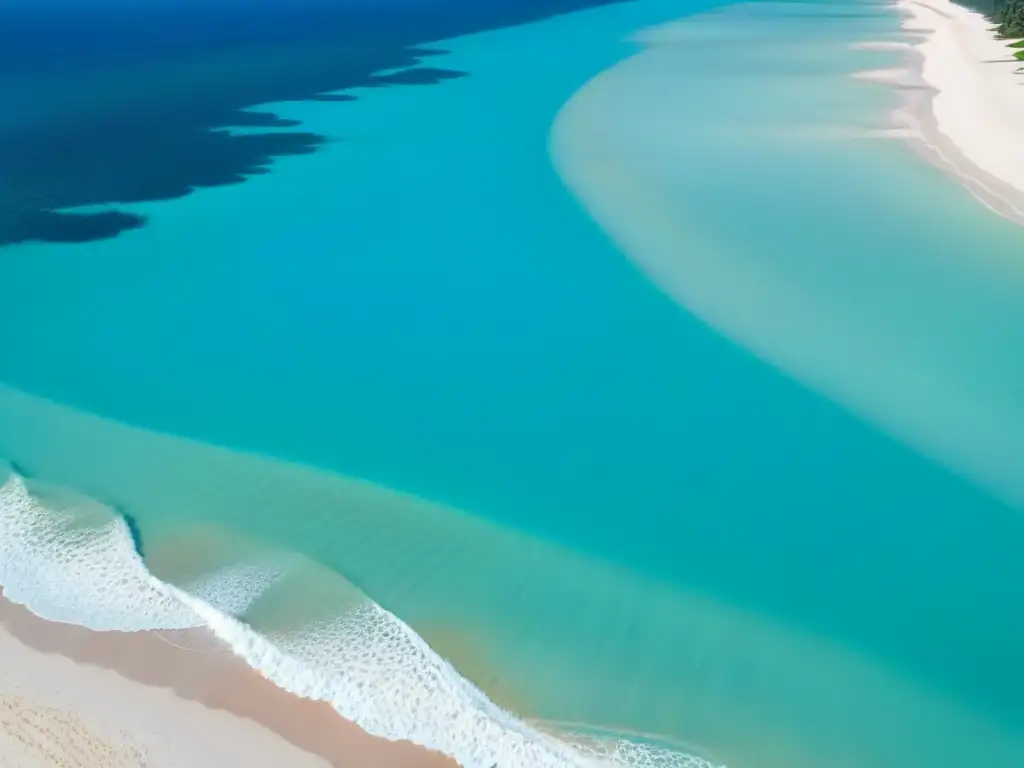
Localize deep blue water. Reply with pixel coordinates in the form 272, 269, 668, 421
0, 0, 629, 245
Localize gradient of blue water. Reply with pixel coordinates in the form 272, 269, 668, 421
3, 0, 1024, 764
4, 0, 743, 582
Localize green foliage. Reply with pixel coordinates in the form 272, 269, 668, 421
995, 0, 1024, 37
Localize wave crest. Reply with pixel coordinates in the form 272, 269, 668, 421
0, 463, 199, 630
0, 463, 719, 768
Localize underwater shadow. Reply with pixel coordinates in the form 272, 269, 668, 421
0, 0, 628, 248
121, 511, 147, 561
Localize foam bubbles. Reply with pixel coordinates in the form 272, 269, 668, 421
0, 463, 721, 768
580, 738, 719, 768
185, 559, 291, 618
0, 464, 199, 631
172, 590, 721, 767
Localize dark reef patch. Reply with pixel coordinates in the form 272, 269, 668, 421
0, 0, 627, 247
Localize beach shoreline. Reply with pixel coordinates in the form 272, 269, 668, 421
865, 0, 1024, 224
0, 589, 454, 767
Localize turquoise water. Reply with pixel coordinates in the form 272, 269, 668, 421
3, 0, 1024, 766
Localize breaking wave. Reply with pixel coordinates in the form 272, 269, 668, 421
0, 463, 718, 768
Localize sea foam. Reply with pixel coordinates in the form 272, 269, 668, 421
0, 463, 200, 631
0, 464, 717, 768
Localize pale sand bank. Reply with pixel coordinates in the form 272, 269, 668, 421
0, 592, 453, 767
851, 66, 919, 85
850, 40, 913, 51
873, 0, 1024, 222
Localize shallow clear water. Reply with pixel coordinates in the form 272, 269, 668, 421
2, 0, 1024, 766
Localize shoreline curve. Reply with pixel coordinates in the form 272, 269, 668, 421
886, 0, 1024, 224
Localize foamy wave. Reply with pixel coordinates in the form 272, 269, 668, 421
186, 559, 291, 618
0, 464, 199, 631
588, 742, 716, 768
0, 464, 721, 768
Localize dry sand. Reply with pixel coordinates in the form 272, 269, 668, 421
0, 591, 454, 767
868, 0, 1024, 222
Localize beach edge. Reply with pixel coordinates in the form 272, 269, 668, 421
876, 0, 1024, 224
0, 589, 455, 767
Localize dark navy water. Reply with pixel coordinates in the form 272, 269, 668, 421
0, 0, 634, 247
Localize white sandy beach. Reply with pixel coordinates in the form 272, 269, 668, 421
0, 592, 454, 768
889, 0, 1024, 219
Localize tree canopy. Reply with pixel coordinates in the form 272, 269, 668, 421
994, 0, 1024, 37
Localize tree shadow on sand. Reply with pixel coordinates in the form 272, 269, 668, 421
0, 0, 625, 248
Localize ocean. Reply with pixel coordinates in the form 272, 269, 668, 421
2, 0, 1024, 766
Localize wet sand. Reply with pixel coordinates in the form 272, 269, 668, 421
0, 591, 455, 767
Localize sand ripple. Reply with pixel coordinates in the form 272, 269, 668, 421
0, 695, 146, 768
